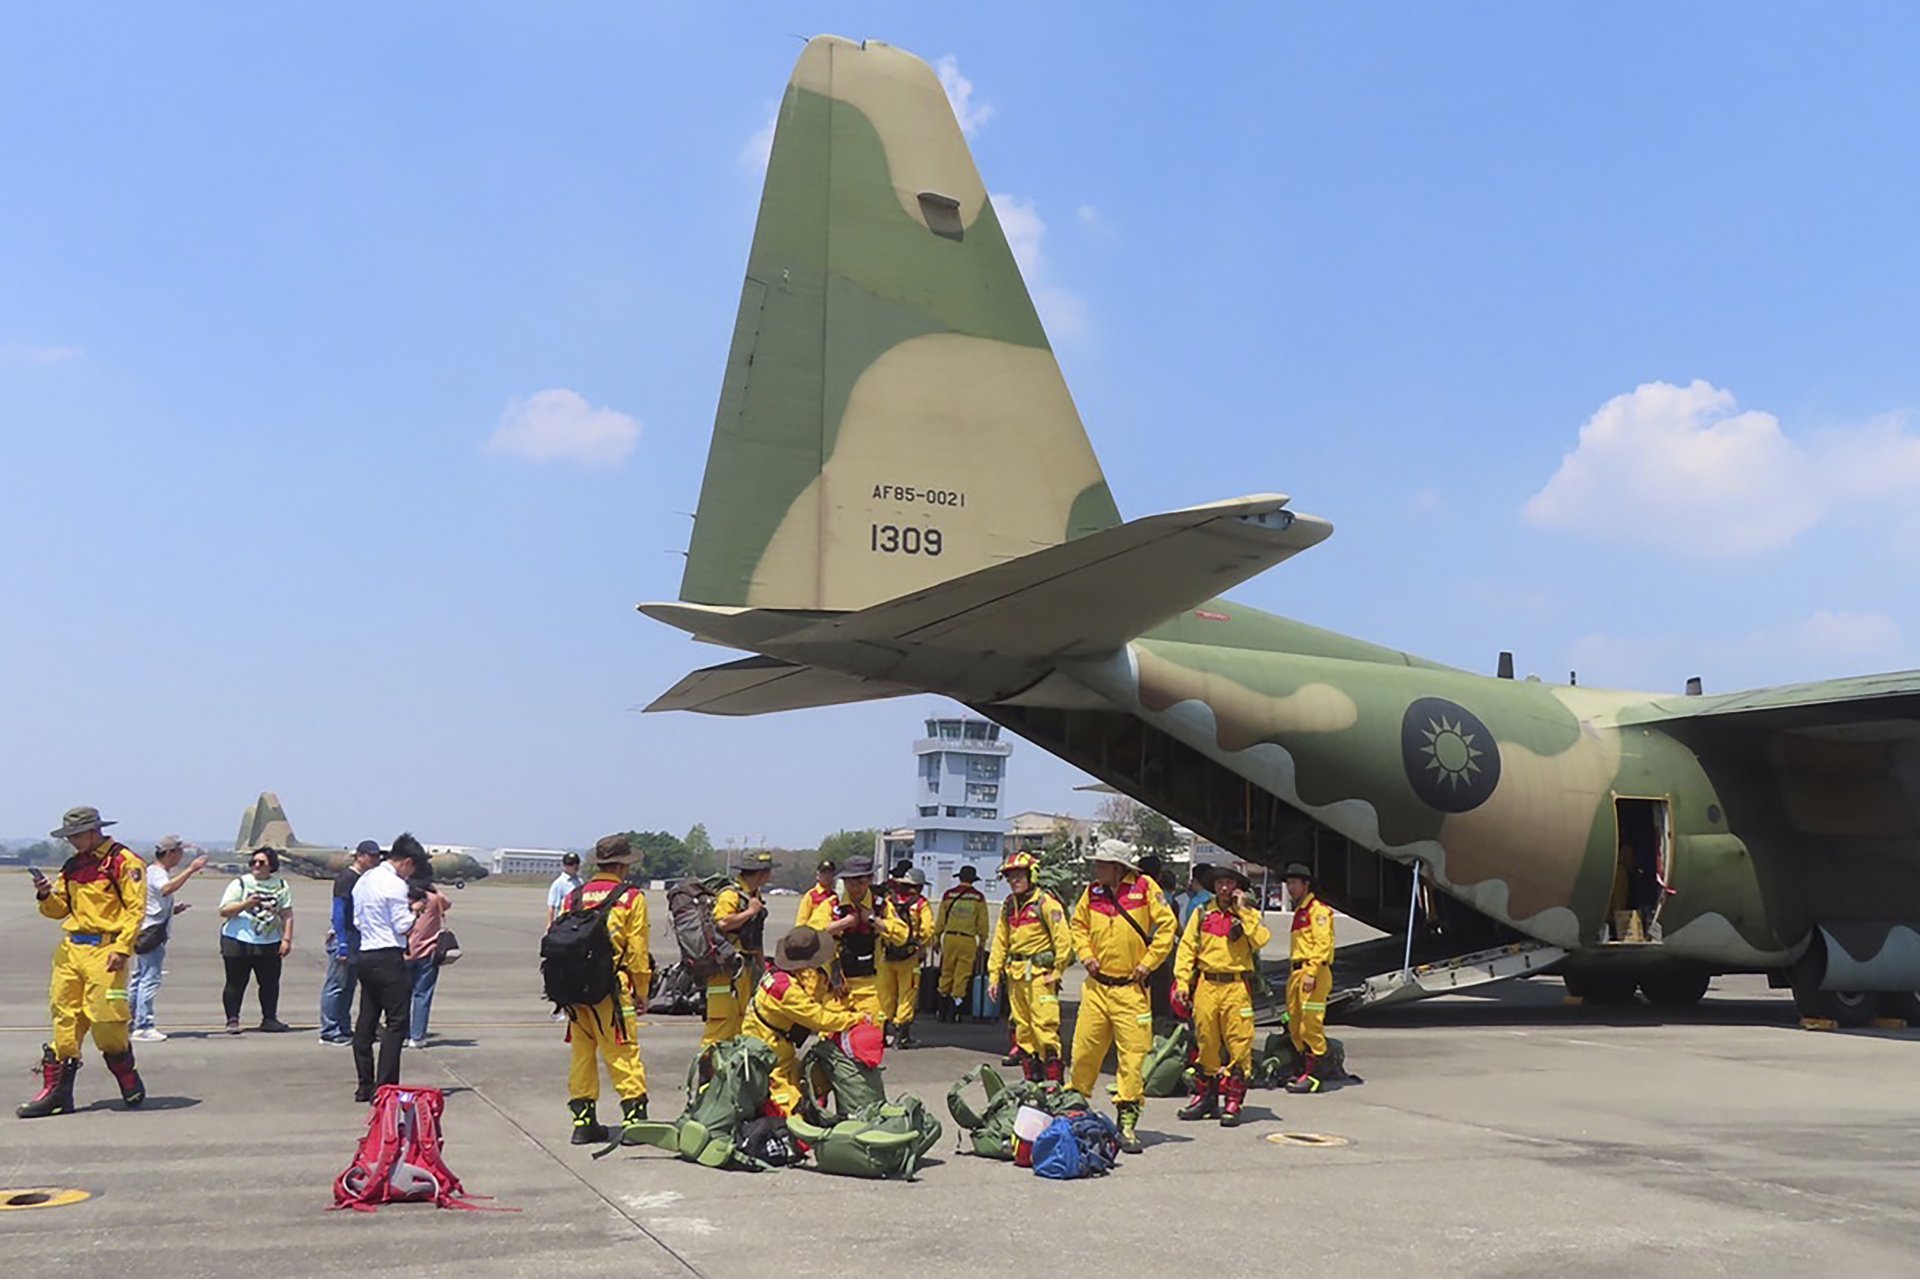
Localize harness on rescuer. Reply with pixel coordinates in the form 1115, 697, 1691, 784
539, 870, 643, 1011
669, 875, 742, 982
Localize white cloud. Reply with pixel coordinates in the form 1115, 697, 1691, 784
484, 389, 640, 467
739, 99, 779, 172
990, 192, 1087, 339
2, 343, 83, 364
1076, 204, 1099, 226
1523, 380, 1920, 557
934, 55, 993, 136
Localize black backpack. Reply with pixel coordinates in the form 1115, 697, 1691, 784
540, 872, 640, 1010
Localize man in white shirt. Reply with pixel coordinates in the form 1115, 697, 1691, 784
546, 852, 584, 927
130, 835, 208, 1042
350, 834, 424, 1102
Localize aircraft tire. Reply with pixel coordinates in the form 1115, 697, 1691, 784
1563, 972, 1637, 1005
1638, 970, 1710, 1008
1875, 992, 1920, 1026
452, 880, 466, 890
1789, 981, 1875, 1027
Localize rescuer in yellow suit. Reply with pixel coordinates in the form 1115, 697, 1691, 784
987, 851, 1073, 1082
823, 856, 906, 1021
794, 858, 840, 930
933, 864, 989, 1023
20, 806, 150, 1119
1172, 865, 1271, 1126
564, 834, 652, 1145
1069, 840, 1176, 1154
704, 850, 775, 1047
877, 867, 933, 1048
743, 925, 867, 1115
1282, 861, 1337, 1093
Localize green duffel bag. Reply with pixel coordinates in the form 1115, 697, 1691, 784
618, 1035, 778, 1169
1141, 1023, 1196, 1097
787, 1096, 944, 1180
946, 1063, 1089, 1160
798, 1037, 886, 1121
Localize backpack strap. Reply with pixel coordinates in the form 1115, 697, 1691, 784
1097, 883, 1155, 948
945, 1063, 1003, 1132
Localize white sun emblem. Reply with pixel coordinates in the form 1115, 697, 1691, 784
1421, 715, 1485, 790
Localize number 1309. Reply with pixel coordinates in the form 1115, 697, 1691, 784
870, 524, 942, 556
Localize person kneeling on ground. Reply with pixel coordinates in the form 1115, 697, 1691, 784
744, 925, 870, 1115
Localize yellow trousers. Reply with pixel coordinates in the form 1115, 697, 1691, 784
876, 958, 921, 1025
937, 938, 978, 1000
702, 962, 760, 1047
841, 973, 883, 1021
1287, 964, 1331, 1057
1192, 975, 1256, 1077
50, 939, 130, 1061
1005, 972, 1062, 1059
567, 993, 647, 1101
1069, 978, 1152, 1103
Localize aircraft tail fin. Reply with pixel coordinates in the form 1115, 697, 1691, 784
236, 791, 299, 853
679, 35, 1118, 615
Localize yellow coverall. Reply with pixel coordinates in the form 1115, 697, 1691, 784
876, 892, 933, 1027
703, 879, 769, 1047
1069, 874, 1175, 1104
832, 886, 907, 1021
934, 884, 989, 1003
988, 889, 1073, 1061
39, 843, 147, 1061
1173, 902, 1272, 1078
743, 966, 861, 1114
1287, 891, 1336, 1060
567, 876, 650, 1103
794, 884, 839, 930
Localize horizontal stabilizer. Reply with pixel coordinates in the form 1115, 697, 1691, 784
646, 655, 915, 716
1637, 670, 1920, 733
643, 494, 1331, 708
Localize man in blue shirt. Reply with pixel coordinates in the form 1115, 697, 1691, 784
1177, 863, 1218, 932
320, 841, 381, 1044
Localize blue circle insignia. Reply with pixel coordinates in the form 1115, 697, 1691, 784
1401, 697, 1501, 814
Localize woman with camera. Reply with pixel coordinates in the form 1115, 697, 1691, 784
217, 848, 295, 1033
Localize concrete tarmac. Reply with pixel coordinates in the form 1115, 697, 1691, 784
3, 873, 1917, 1278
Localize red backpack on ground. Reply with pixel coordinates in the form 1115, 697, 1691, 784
332, 1085, 509, 1213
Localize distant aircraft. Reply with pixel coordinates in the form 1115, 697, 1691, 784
233, 792, 490, 888
643, 35, 1920, 1027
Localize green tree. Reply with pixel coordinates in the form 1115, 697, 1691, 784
1036, 822, 1090, 909
684, 823, 714, 865
1132, 808, 1178, 855
625, 829, 692, 879
816, 829, 879, 867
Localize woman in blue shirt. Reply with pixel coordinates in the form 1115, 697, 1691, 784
218, 849, 296, 1033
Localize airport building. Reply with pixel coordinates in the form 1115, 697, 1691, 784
905, 715, 1012, 897
492, 847, 574, 877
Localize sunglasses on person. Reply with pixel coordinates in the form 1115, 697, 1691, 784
250, 858, 272, 870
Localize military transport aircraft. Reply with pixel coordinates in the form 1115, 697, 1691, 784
233, 792, 490, 887
643, 35, 1920, 1026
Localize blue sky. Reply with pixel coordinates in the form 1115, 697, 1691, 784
4, 4, 1917, 848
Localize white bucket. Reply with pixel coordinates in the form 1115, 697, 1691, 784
1013, 1105, 1052, 1143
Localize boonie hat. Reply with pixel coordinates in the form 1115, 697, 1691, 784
774, 925, 837, 972
1087, 839, 1138, 871
593, 833, 636, 863
841, 855, 875, 879
1212, 865, 1254, 891
1282, 862, 1314, 881
739, 850, 775, 871
956, 865, 979, 883
51, 805, 115, 839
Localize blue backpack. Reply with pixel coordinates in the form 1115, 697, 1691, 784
1031, 1111, 1121, 1179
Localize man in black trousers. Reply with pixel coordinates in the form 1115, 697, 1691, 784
349, 834, 425, 1102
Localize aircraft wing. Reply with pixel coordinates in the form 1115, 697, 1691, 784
1637, 671, 1920, 733
644, 655, 916, 716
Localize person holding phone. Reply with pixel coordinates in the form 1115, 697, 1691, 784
130, 834, 209, 1042
217, 848, 295, 1033
1171, 866, 1271, 1127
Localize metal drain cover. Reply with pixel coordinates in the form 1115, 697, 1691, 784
0, 1187, 93, 1211
1266, 1131, 1351, 1148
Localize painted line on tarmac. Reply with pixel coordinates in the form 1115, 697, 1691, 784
425, 1054, 704, 1277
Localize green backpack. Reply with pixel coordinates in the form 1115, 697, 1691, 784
798, 1038, 886, 1121
1251, 1032, 1346, 1086
619, 1036, 777, 1169
945, 1064, 1089, 1160
786, 1097, 943, 1181
1142, 1024, 1196, 1097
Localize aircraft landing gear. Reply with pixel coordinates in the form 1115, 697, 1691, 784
1638, 969, 1711, 1008
1876, 992, 1920, 1026
1562, 972, 1638, 1005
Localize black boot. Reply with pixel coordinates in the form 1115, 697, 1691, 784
104, 1048, 146, 1108
954, 996, 970, 1023
1115, 1101, 1144, 1155
1285, 1054, 1322, 1095
1002, 1043, 1024, 1068
619, 1095, 649, 1143
17, 1045, 79, 1119
896, 1021, 916, 1050
1177, 1075, 1219, 1121
569, 1098, 610, 1145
